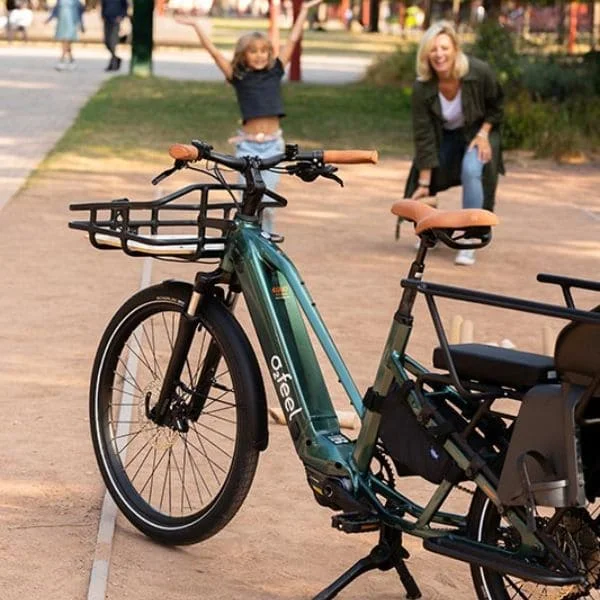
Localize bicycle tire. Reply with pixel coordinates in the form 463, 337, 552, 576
468, 488, 600, 599
90, 281, 265, 545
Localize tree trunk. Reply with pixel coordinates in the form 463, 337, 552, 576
593, 0, 600, 49
567, 1, 578, 53
361, 0, 370, 26
557, 0, 567, 44
369, 0, 380, 31
289, 0, 302, 82
451, 0, 460, 23
269, 0, 281, 56
422, 0, 431, 28
483, 0, 501, 20
131, 0, 154, 77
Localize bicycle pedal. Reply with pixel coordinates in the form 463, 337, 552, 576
332, 512, 381, 533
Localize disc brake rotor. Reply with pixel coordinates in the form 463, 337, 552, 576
138, 380, 179, 451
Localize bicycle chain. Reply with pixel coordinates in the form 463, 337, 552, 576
457, 482, 475, 495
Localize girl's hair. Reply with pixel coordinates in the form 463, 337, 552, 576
415, 20, 469, 81
231, 32, 275, 78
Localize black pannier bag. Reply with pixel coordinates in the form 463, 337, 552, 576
379, 382, 453, 485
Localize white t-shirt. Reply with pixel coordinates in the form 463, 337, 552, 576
439, 89, 465, 130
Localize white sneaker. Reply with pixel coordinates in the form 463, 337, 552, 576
66, 60, 77, 71
55, 61, 66, 71
414, 237, 437, 250
455, 249, 476, 266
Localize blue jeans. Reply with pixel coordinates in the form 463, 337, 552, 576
235, 136, 285, 233
439, 128, 484, 210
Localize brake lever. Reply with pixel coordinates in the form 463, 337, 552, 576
321, 166, 344, 187
287, 162, 344, 187
151, 159, 186, 186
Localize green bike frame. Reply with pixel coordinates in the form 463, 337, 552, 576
220, 217, 541, 548
223, 218, 363, 476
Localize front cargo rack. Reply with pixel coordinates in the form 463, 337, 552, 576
69, 183, 238, 261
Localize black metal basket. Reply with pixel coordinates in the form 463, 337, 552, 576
69, 184, 237, 261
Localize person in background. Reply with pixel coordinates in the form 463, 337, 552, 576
404, 20, 504, 266
175, 0, 322, 234
5, 0, 17, 39
45, 0, 84, 70
101, 0, 127, 71
5, 0, 33, 41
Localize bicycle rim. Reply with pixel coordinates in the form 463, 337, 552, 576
91, 291, 259, 543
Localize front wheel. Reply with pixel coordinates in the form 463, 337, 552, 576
468, 489, 600, 599
90, 281, 266, 545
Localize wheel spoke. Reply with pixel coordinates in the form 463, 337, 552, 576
129, 330, 160, 380
201, 411, 236, 425
93, 293, 259, 540
188, 427, 231, 470
196, 420, 236, 443
182, 433, 213, 502
503, 576, 529, 600
116, 356, 145, 394
109, 386, 142, 401
168, 446, 194, 514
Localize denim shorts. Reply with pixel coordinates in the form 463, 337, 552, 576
234, 135, 285, 233
234, 136, 285, 192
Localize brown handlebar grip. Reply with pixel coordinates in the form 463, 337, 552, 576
169, 144, 200, 161
322, 150, 378, 164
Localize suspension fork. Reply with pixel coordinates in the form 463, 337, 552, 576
152, 270, 231, 426
188, 283, 241, 421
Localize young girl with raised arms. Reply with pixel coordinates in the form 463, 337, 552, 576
175, 0, 322, 232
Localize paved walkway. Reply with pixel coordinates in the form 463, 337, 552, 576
0, 37, 369, 212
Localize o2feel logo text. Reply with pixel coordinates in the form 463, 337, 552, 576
270, 354, 303, 421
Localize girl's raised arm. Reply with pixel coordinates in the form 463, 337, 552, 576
278, 0, 323, 68
174, 15, 233, 80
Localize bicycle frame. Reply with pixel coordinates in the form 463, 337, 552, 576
71, 144, 600, 595
216, 218, 494, 538
224, 221, 568, 556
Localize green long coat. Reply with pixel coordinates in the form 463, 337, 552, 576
403, 56, 505, 211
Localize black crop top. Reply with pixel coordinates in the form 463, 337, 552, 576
230, 58, 286, 124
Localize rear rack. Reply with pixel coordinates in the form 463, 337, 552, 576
69, 183, 237, 261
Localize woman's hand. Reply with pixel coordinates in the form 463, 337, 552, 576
174, 14, 198, 26
410, 186, 430, 201
302, 0, 323, 10
469, 132, 492, 164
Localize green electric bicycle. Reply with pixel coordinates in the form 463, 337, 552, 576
70, 140, 600, 600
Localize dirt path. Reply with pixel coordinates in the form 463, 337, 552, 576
0, 156, 598, 599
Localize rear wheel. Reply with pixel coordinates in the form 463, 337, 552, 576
468, 489, 600, 599
90, 282, 265, 545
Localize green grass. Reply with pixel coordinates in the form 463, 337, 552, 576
49, 76, 412, 163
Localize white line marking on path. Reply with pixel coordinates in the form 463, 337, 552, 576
87, 256, 153, 600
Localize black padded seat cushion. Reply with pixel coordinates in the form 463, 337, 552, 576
432, 343, 558, 389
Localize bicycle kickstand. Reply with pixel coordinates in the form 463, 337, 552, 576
312, 525, 422, 600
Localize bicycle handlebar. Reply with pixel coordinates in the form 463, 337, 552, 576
168, 142, 378, 168
321, 150, 379, 164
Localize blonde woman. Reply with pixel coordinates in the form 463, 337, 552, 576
405, 20, 504, 266
175, 0, 322, 233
